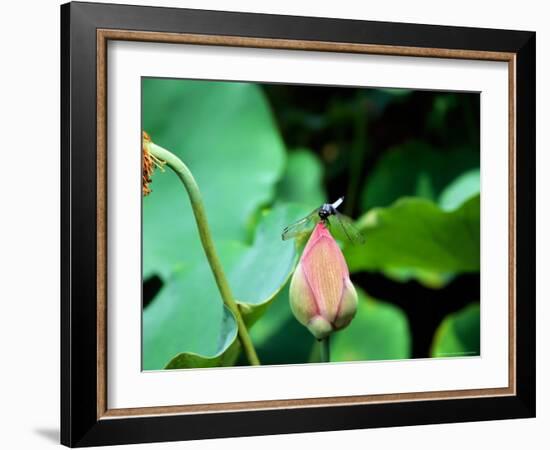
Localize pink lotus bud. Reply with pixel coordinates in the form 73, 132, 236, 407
289, 222, 358, 339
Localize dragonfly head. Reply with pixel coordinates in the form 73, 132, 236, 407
318, 204, 334, 221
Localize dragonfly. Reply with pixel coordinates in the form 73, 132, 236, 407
282, 197, 365, 245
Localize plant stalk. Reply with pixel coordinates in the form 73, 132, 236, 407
148, 141, 260, 366
320, 336, 331, 363
344, 93, 368, 216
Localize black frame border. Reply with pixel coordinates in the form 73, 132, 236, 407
61, 2, 535, 447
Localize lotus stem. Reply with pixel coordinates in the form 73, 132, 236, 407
145, 137, 260, 366
320, 336, 331, 363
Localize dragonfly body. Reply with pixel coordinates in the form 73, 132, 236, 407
318, 197, 344, 222
282, 196, 364, 245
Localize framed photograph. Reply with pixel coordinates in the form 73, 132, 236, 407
61, 1, 535, 447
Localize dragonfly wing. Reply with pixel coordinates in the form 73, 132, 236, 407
330, 212, 365, 245
281, 209, 320, 240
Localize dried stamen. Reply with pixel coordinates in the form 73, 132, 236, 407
142, 131, 165, 196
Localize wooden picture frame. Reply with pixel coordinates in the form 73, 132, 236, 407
61, 1, 535, 447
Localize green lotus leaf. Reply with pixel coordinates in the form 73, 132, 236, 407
431, 303, 481, 358
144, 204, 310, 370
438, 168, 480, 212
331, 288, 411, 361
142, 78, 286, 279
345, 195, 480, 274
275, 148, 327, 208
165, 306, 239, 369
360, 141, 479, 211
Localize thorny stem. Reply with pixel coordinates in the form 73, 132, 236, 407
145, 138, 261, 366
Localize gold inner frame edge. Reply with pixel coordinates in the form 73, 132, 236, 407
96, 29, 517, 420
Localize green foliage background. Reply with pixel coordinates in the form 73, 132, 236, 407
142, 78, 481, 370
